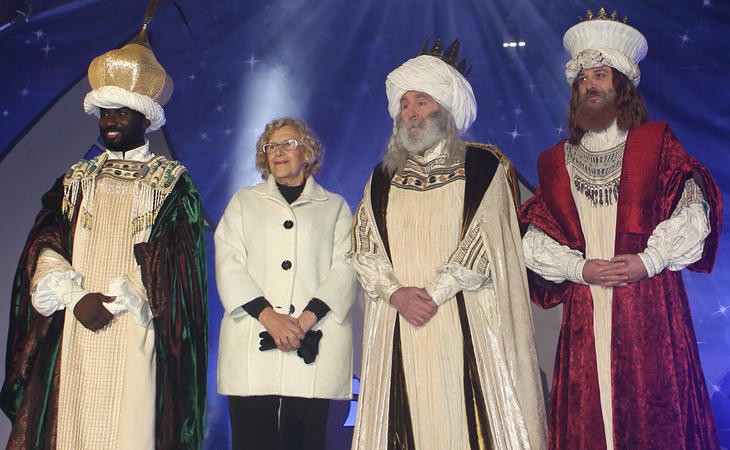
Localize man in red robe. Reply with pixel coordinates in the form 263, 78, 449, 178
519, 8, 722, 450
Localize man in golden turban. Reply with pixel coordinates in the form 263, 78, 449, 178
0, 10, 208, 450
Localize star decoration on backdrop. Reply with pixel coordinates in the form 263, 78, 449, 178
216, 104, 223, 112
223, 128, 233, 138
512, 106, 523, 116
41, 40, 54, 57
555, 125, 566, 135
19, 86, 30, 98
1, 109, 9, 117
215, 79, 227, 91
507, 127, 523, 142
702, 0, 711, 7
33, 29, 44, 41
678, 30, 691, 46
188, 73, 197, 83
244, 51, 260, 72
714, 304, 729, 317
711, 383, 721, 394
199, 131, 209, 141
525, 82, 537, 92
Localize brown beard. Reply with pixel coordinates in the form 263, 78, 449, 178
574, 88, 618, 132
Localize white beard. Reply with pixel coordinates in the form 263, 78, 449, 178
395, 110, 448, 155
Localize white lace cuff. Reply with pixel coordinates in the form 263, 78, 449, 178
106, 277, 153, 326
375, 272, 401, 303
347, 252, 400, 302
32, 270, 87, 316
426, 262, 488, 305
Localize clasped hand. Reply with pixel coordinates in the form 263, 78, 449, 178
390, 287, 438, 326
582, 254, 648, 287
74, 292, 116, 331
258, 307, 317, 352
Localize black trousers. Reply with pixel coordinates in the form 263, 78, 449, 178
228, 395, 330, 450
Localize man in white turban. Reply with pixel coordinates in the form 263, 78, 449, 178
348, 39, 547, 450
520, 8, 721, 450
0, 6, 208, 449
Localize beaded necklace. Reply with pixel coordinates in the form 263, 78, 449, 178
564, 140, 624, 207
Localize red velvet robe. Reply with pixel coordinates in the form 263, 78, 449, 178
520, 122, 722, 449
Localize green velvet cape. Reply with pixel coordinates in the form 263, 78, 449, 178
0, 169, 208, 449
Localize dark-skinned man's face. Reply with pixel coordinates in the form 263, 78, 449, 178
98, 107, 150, 153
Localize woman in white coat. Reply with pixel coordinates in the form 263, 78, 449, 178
215, 118, 357, 450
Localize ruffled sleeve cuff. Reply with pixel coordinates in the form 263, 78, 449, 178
348, 252, 401, 302
106, 277, 153, 326
375, 271, 401, 303
32, 269, 88, 316
426, 262, 489, 305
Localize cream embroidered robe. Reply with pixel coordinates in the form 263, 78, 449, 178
30, 151, 183, 449
349, 142, 547, 450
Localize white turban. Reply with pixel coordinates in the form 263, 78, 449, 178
386, 55, 477, 133
563, 19, 647, 86
83, 85, 166, 132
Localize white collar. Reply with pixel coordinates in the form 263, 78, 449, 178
105, 141, 154, 161
580, 120, 628, 151
411, 139, 447, 165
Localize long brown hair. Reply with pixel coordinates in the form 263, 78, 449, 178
568, 67, 649, 144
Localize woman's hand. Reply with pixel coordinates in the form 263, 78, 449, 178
296, 311, 318, 333
258, 307, 305, 352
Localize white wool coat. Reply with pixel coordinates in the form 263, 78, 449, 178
215, 175, 357, 399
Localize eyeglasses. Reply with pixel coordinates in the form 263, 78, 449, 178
262, 139, 301, 153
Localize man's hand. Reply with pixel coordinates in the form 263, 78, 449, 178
390, 287, 438, 326
296, 311, 318, 334
258, 307, 305, 352
582, 259, 628, 287
611, 254, 648, 284
74, 292, 116, 331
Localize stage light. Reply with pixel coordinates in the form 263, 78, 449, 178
233, 63, 305, 190
503, 41, 527, 48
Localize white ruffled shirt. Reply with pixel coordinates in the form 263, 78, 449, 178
523, 123, 710, 283
31, 142, 154, 326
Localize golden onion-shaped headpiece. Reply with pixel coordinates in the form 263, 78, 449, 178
83, 1, 175, 131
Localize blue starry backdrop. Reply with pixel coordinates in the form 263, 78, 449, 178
1, 0, 729, 447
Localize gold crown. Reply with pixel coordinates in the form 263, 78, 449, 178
579, 7, 628, 24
